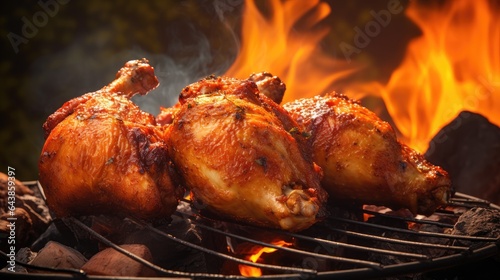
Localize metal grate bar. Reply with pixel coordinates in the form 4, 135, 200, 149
174, 212, 383, 270
127, 218, 318, 276
362, 209, 455, 228
277, 229, 431, 259
447, 201, 491, 209
315, 242, 499, 280
68, 217, 221, 278
433, 208, 463, 216
329, 216, 499, 242
326, 226, 469, 251
450, 192, 500, 210
14, 183, 498, 279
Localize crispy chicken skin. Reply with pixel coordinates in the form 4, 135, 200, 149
248, 72, 286, 104
166, 76, 327, 231
156, 103, 182, 126
39, 59, 182, 220
283, 93, 451, 215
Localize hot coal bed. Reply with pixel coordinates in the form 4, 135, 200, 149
0, 183, 499, 279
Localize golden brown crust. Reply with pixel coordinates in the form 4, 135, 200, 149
39, 59, 181, 220
42, 59, 159, 139
167, 77, 327, 231
248, 72, 286, 104
284, 93, 451, 215
156, 103, 182, 126
178, 75, 260, 105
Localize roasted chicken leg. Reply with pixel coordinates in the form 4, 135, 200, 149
283, 93, 451, 215
166, 76, 327, 231
39, 59, 182, 220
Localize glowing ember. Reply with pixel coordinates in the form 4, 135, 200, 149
238, 240, 292, 277
224, 0, 357, 103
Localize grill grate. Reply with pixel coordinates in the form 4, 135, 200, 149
1, 181, 499, 279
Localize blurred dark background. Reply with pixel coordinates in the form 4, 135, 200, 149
0, 0, 418, 180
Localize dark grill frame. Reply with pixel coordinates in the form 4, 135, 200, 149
1, 181, 499, 279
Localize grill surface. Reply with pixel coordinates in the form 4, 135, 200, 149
1, 181, 499, 279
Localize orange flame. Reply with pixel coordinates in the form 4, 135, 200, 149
227, 0, 500, 153
225, 0, 357, 103
238, 240, 292, 277
347, 0, 500, 152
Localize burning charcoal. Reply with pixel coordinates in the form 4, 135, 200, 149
365, 210, 412, 229
89, 215, 145, 250
17, 247, 37, 264
152, 201, 216, 273
220, 228, 296, 276
425, 111, 500, 205
123, 222, 207, 273
81, 244, 156, 277
365, 230, 450, 268
30, 218, 99, 260
28, 241, 87, 272
0, 247, 36, 273
361, 210, 454, 270
425, 208, 500, 280
328, 205, 364, 221
31, 222, 71, 252
451, 207, 500, 246
78, 203, 209, 274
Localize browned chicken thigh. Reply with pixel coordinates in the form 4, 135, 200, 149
166, 76, 327, 231
39, 59, 182, 220
283, 93, 451, 216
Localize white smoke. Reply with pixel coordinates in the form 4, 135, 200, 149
27, 21, 237, 116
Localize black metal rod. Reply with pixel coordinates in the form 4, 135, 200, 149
127, 218, 318, 276
174, 208, 384, 269
68, 217, 215, 278
193, 218, 382, 269
281, 230, 430, 260
326, 227, 468, 251
361, 209, 454, 228
452, 192, 500, 210
329, 216, 498, 242
20, 186, 498, 280
315, 242, 499, 279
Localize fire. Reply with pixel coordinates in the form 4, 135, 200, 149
238, 240, 292, 277
348, 0, 500, 152
227, 0, 500, 153
224, 0, 357, 103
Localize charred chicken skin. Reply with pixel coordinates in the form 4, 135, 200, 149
283, 93, 451, 215
166, 76, 327, 231
39, 59, 182, 220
